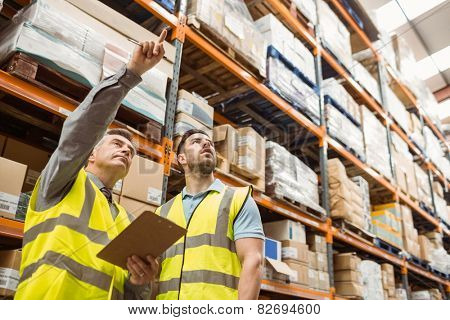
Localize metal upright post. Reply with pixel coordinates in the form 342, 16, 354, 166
314, 0, 334, 296
161, 0, 187, 203
401, 265, 410, 300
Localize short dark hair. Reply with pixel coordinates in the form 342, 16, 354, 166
177, 129, 211, 154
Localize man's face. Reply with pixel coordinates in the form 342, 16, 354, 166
178, 133, 216, 175
89, 135, 136, 178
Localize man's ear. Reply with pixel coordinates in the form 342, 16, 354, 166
87, 149, 96, 165
177, 153, 187, 166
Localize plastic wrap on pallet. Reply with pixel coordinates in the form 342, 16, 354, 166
434, 194, 448, 225
317, 0, 352, 70
384, 86, 410, 134
326, 102, 365, 160
266, 47, 320, 125
360, 260, 384, 300
361, 106, 392, 179
390, 131, 412, 161
0, 0, 105, 86
414, 163, 432, 207
322, 78, 361, 124
265, 141, 325, 214
187, 0, 266, 77
429, 248, 450, 274
351, 176, 372, 233
103, 43, 167, 125
293, 0, 317, 25
349, 61, 381, 104
423, 126, 449, 177
255, 14, 316, 84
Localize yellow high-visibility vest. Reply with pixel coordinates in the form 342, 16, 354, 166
156, 185, 252, 300
15, 170, 132, 300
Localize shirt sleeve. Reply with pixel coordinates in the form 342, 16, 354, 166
233, 196, 265, 241
34, 66, 141, 211
124, 278, 152, 300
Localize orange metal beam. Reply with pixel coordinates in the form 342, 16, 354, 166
407, 262, 448, 286
133, 0, 178, 28
397, 191, 440, 228
427, 161, 450, 189
328, 0, 379, 60
261, 280, 332, 299
265, 0, 317, 48
214, 111, 238, 128
0, 217, 24, 239
389, 121, 424, 161
185, 27, 324, 139
0, 71, 164, 162
433, 85, 450, 103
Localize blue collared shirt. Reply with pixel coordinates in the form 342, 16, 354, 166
181, 179, 264, 241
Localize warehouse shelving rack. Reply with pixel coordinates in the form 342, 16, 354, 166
0, 0, 449, 299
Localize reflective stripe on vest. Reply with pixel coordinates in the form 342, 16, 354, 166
15, 170, 130, 300
156, 185, 252, 300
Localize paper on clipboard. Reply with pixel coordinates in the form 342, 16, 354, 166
97, 211, 186, 269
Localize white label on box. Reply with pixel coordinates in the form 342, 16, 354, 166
0, 267, 20, 291
177, 99, 194, 115
224, 15, 245, 39
25, 169, 41, 186
147, 187, 162, 205
0, 192, 19, 215
282, 247, 298, 259
238, 135, 257, 150
113, 180, 123, 193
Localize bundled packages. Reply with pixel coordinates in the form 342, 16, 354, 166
265, 141, 324, 214
371, 203, 403, 250
333, 253, 363, 298
360, 260, 384, 300
351, 176, 372, 233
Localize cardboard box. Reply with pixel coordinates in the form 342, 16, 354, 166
307, 268, 319, 289
264, 237, 281, 260
335, 281, 363, 297
0, 250, 22, 298
316, 252, 328, 272
263, 258, 294, 283
334, 270, 362, 283
432, 182, 444, 198
284, 259, 309, 285
318, 271, 330, 291
381, 264, 395, 286
263, 220, 306, 243
174, 112, 213, 138
0, 157, 27, 219
213, 125, 237, 172
306, 233, 327, 253
334, 253, 361, 271
418, 235, 432, 262
177, 90, 214, 129
234, 127, 265, 179
308, 251, 317, 270
281, 240, 309, 264
121, 156, 163, 206
119, 196, 157, 219
2, 138, 50, 192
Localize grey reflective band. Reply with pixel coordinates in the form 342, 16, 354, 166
158, 270, 239, 295
19, 250, 113, 292
23, 177, 115, 247
111, 287, 124, 300
159, 196, 177, 218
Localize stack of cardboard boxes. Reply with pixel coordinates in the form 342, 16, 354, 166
349, 61, 381, 103
255, 14, 315, 84
390, 131, 418, 199
351, 176, 372, 233
0, 250, 22, 299
333, 253, 363, 298
328, 158, 365, 230
381, 263, 396, 300
425, 232, 450, 274
414, 163, 433, 209
400, 205, 420, 258
418, 235, 432, 263
113, 155, 164, 217
432, 181, 448, 225
408, 113, 425, 152
384, 86, 410, 134
361, 106, 392, 180
371, 203, 403, 250
214, 125, 266, 191
322, 78, 361, 124
265, 141, 324, 214
411, 289, 443, 300
423, 127, 450, 179
0, 157, 27, 221
360, 260, 384, 300
174, 90, 214, 146
186, 0, 267, 77
292, 0, 317, 25
306, 233, 329, 292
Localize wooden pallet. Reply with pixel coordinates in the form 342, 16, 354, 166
373, 237, 402, 256
333, 218, 374, 245
265, 186, 327, 221
246, 0, 315, 39
215, 167, 265, 193
408, 255, 431, 270
3, 52, 163, 143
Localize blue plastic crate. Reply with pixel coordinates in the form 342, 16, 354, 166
155, 0, 175, 13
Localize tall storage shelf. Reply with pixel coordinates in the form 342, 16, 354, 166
0, 0, 448, 300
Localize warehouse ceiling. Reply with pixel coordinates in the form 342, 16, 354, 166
358, 0, 450, 93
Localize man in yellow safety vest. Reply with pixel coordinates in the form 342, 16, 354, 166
15, 30, 168, 300
155, 129, 265, 299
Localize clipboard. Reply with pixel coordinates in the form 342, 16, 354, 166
97, 211, 186, 269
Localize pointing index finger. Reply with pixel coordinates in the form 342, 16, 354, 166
158, 28, 168, 43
